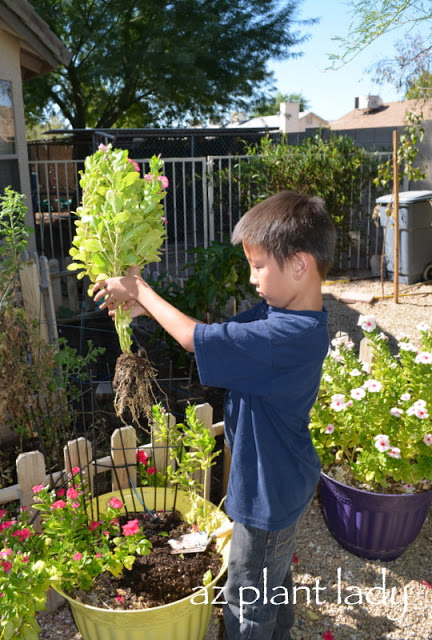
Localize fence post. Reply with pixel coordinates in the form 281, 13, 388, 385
111, 426, 137, 491
16, 450, 46, 531
19, 252, 50, 344
64, 437, 94, 493
39, 255, 58, 344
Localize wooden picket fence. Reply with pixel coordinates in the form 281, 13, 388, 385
0, 403, 230, 516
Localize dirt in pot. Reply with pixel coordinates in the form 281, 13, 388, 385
71, 510, 223, 609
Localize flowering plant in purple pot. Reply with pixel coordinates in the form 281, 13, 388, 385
310, 316, 432, 493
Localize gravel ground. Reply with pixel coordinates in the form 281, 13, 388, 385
37, 275, 432, 640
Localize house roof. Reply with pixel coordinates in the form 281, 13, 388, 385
0, 0, 71, 79
330, 99, 432, 130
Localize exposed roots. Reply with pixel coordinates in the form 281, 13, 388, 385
113, 351, 158, 425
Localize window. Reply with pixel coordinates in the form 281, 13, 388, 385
0, 79, 20, 193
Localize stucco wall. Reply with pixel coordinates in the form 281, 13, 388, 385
0, 28, 36, 250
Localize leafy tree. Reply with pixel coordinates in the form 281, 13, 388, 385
329, 1, 432, 67
406, 69, 432, 100
24, 0, 315, 130
252, 91, 310, 117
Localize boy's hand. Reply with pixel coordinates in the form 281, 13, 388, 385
93, 275, 143, 311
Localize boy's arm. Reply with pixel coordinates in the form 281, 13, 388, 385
93, 275, 201, 352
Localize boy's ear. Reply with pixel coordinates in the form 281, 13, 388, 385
291, 252, 310, 279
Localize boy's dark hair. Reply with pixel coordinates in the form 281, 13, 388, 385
231, 191, 336, 279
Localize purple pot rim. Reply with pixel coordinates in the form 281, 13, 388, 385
320, 470, 432, 499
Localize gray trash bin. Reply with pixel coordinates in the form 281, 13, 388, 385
376, 190, 432, 284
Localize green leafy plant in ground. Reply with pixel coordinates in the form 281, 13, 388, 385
226, 133, 382, 267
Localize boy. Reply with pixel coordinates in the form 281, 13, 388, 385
93, 191, 336, 639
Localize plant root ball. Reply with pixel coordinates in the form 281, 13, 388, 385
113, 351, 157, 425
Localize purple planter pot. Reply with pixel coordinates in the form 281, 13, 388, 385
319, 472, 432, 561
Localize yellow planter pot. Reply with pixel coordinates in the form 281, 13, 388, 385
57, 488, 230, 640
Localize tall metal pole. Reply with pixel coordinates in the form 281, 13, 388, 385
393, 130, 400, 304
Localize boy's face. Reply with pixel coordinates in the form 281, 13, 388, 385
242, 242, 299, 310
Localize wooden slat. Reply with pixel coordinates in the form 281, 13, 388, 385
111, 426, 136, 491
16, 450, 46, 531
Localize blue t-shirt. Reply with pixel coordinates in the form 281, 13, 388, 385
193, 301, 328, 531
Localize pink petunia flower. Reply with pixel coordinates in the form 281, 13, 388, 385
12, 528, 31, 542
51, 500, 67, 510
32, 483, 46, 494
0, 549, 12, 557
67, 488, 79, 500
108, 497, 123, 509
72, 552, 82, 561
423, 434, 432, 447
325, 424, 335, 434
122, 519, 140, 536
157, 175, 169, 189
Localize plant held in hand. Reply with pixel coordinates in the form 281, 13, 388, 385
67, 144, 168, 422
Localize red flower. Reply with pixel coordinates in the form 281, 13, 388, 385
56, 488, 66, 497
127, 157, 140, 173
136, 450, 148, 465
107, 497, 123, 509
89, 521, 100, 531
12, 528, 31, 542
1, 561, 12, 573
323, 631, 334, 640
292, 553, 298, 563
146, 466, 156, 475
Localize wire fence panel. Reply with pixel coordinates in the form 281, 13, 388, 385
29, 153, 391, 280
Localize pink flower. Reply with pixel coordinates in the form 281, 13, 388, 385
330, 394, 346, 412
136, 450, 148, 465
127, 157, 140, 172
0, 549, 12, 557
400, 393, 411, 401
51, 500, 67, 510
387, 447, 401, 459
323, 632, 334, 640
56, 488, 66, 497
122, 519, 140, 536
67, 488, 79, 500
71, 467, 81, 476
107, 497, 123, 509
0, 521, 13, 532
22, 555, 30, 563
324, 424, 335, 434
98, 143, 108, 152
415, 406, 429, 419
146, 466, 156, 475
157, 175, 169, 189
95, 552, 102, 558
0, 509, 6, 519
422, 580, 432, 589
116, 594, 125, 602
71, 501, 80, 509
423, 434, 432, 446
32, 483, 45, 494
292, 552, 298, 563
374, 434, 390, 452
89, 521, 100, 531
72, 552, 82, 561
144, 173, 154, 182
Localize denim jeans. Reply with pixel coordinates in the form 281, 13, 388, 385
222, 507, 308, 640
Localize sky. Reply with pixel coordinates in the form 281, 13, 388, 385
267, 0, 407, 122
